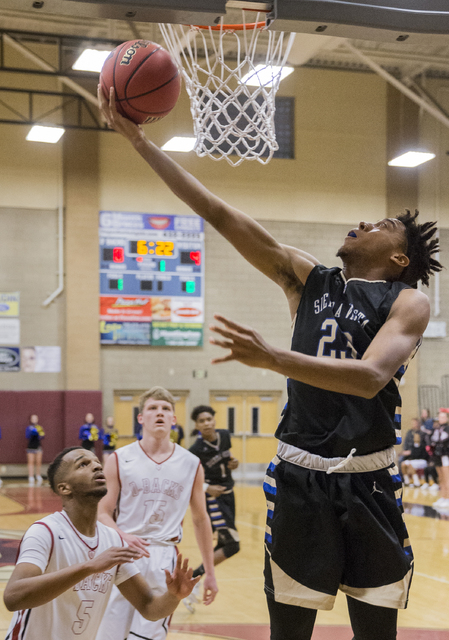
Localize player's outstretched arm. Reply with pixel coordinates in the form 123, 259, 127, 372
97, 453, 150, 556
118, 553, 200, 621
3, 546, 142, 611
209, 288, 430, 399
189, 464, 218, 604
97, 85, 317, 298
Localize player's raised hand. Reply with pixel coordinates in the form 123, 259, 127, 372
164, 554, 200, 600
88, 546, 143, 573
210, 313, 277, 370
97, 85, 144, 144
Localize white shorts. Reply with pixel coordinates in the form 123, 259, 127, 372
95, 544, 176, 640
405, 459, 427, 470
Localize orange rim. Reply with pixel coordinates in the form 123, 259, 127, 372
191, 21, 266, 31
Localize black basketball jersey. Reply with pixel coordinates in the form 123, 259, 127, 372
189, 430, 234, 490
276, 265, 419, 458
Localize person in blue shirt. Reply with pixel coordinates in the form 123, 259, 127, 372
78, 413, 100, 452
26, 414, 45, 486
101, 415, 119, 463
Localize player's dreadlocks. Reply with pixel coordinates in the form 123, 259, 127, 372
396, 209, 443, 288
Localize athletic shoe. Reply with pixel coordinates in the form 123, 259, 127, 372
36, 475, 43, 486
434, 499, 449, 510
420, 483, 429, 490
28, 476, 35, 486
182, 578, 202, 613
432, 497, 447, 507
429, 483, 440, 492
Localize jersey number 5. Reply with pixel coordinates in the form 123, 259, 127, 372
72, 600, 94, 635
144, 499, 167, 524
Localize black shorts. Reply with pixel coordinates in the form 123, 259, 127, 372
206, 491, 237, 534
264, 448, 413, 611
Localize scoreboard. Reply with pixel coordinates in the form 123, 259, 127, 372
99, 211, 204, 346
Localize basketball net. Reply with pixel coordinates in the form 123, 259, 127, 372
159, 12, 295, 166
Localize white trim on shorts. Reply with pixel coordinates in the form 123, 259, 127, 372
277, 441, 396, 473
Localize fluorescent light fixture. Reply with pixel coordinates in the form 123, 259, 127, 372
26, 125, 65, 143
388, 151, 435, 167
72, 48, 112, 73
161, 137, 196, 153
241, 65, 294, 87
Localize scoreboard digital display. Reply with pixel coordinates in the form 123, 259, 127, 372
99, 211, 204, 346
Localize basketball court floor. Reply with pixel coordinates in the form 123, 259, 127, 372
1, 481, 449, 639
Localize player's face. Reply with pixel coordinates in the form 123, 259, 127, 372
85, 413, 94, 424
195, 412, 216, 440
60, 449, 107, 499
138, 398, 176, 438
337, 218, 407, 264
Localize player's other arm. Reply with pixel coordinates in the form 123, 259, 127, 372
97, 86, 317, 296
118, 553, 199, 621
97, 454, 150, 556
211, 288, 430, 399
189, 464, 218, 604
3, 547, 142, 611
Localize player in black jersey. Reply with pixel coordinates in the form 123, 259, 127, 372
184, 405, 240, 612
99, 89, 443, 640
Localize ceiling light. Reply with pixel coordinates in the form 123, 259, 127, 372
72, 49, 112, 73
388, 151, 435, 167
161, 137, 196, 153
26, 125, 65, 143
241, 65, 294, 87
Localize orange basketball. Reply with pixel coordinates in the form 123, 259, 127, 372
100, 40, 181, 124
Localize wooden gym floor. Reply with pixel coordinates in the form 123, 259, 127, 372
1, 481, 449, 639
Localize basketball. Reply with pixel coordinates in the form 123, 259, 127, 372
100, 40, 181, 125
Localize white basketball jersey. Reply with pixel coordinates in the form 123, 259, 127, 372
114, 441, 200, 542
5, 511, 138, 640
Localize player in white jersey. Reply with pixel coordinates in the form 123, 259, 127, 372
96, 386, 217, 640
3, 446, 199, 640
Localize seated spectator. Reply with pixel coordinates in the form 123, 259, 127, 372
170, 423, 185, 446
78, 413, 99, 452
430, 410, 449, 509
400, 417, 428, 487
420, 408, 434, 436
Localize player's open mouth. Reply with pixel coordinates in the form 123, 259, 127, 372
94, 474, 106, 483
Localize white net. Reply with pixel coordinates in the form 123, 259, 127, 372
159, 12, 295, 166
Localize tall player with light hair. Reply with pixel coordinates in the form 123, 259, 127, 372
96, 386, 217, 640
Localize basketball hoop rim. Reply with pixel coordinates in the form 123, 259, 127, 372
190, 21, 266, 31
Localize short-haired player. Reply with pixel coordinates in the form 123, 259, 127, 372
183, 405, 240, 612
96, 386, 217, 640
3, 447, 199, 640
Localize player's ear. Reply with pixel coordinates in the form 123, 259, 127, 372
137, 413, 143, 424
57, 481, 71, 497
391, 252, 409, 268
171, 414, 177, 426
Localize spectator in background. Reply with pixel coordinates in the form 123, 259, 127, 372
420, 408, 434, 436
78, 413, 99, 452
430, 410, 449, 509
26, 414, 45, 486
102, 415, 119, 463
400, 418, 428, 487
170, 423, 185, 446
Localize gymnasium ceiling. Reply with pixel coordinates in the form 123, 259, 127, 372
1, 0, 449, 129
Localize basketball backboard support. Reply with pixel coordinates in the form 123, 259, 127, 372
0, 0, 227, 25
267, 0, 449, 45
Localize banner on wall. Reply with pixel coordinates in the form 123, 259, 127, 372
22, 346, 61, 372
0, 292, 19, 317
0, 347, 20, 371
100, 321, 151, 345
100, 296, 152, 322
151, 322, 203, 347
0, 318, 20, 344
